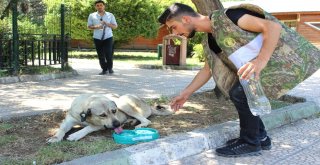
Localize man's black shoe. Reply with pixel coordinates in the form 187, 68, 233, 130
216, 139, 262, 157
226, 136, 272, 150
99, 70, 107, 75
109, 69, 114, 74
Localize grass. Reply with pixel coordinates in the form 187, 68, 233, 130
0, 135, 17, 147
0, 119, 122, 165
0, 139, 121, 165
0, 123, 13, 131
33, 140, 120, 165
0, 65, 74, 78
0, 123, 17, 147
70, 50, 204, 67
20, 65, 73, 75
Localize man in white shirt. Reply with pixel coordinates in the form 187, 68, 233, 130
88, 0, 117, 75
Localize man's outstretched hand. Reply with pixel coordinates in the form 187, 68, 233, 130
170, 94, 189, 111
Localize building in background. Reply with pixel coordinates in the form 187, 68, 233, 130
223, 0, 320, 48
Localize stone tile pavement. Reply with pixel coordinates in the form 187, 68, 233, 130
0, 58, 215, 120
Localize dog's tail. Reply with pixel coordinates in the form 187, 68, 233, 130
151, 105, 174, 116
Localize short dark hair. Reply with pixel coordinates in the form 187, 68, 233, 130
95, 0, 105, 5
158, 3, 198, 24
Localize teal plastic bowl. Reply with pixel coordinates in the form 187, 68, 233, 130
112, 128, 159, 144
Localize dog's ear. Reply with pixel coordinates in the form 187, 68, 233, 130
155, 105, 165, 111
80, 108, 92, 122
111, 101, 117, 108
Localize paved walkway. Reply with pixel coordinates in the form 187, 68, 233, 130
0, 58, 214, 120
169, 117, 320, 165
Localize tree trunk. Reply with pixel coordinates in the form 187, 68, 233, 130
192, 0, 234, 98
191, 0, 223, 15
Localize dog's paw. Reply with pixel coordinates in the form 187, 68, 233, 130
135, 123, 149, 128
46, 136, 62, 144
125, 119, 138, 126
66, 133, 82, 141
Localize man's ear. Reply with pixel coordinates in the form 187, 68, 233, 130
181, 16, 191, 24
80, 108, 92, 122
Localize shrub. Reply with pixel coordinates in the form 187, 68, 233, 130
192, 44, 205, 62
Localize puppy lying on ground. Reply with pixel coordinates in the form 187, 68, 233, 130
47, 94, 173, 143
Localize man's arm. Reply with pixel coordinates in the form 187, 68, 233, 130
87, 14, 102, 30
170, 61, 212, 111
88, 24, 103, 30
237, 14, 282, 80
106, 14, 118, 30
101, 21, 117, 29
87, 13, 104, 30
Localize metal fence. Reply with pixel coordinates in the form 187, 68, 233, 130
0, 1, 71, 75
0, 33, 69, 69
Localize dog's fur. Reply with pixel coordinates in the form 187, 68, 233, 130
47, 94, 173, 143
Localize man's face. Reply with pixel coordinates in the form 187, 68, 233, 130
95, 2, 105, 12
166, 17, 196, 38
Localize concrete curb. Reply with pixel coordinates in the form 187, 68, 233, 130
0, 70, 78, 84
60, 101, 320, 165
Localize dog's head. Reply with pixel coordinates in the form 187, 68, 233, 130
80, 95, 121, 129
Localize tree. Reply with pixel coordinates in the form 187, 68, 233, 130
42, 0, 164, 45
0, 0, 12, 20
105, 0, 161, 44
190, 0, 320, 99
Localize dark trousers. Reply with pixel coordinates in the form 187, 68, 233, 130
94, 37, 113, 71
229, 81, 267, 146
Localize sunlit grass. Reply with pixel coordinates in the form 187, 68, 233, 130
70, 50, 204, 67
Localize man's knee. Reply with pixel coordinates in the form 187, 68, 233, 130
229, 83, 246, 104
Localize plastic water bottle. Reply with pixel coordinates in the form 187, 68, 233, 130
239, 75, 271, 116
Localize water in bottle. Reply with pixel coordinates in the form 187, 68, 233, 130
239, 75, 272, 116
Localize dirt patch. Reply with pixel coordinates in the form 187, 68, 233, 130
0, 91, 239, 164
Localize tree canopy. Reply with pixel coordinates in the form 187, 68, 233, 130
0, 0, 227, 44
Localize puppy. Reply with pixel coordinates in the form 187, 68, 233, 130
47, 94, 173, 143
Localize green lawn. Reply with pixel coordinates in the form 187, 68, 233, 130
70, 50, 204, 67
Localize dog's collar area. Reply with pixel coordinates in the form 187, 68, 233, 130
80, 109, 92, 122
80, 112, 87, 122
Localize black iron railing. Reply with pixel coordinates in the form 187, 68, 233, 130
0, 33, 69, 71
0, 2, 71, 75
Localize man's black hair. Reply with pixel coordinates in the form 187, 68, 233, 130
95, 0, 105, 5
158, 3, 198, 24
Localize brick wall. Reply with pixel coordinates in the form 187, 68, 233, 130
118, 26, 169, 50
70, 39, 95, 49
298, 13, 320, 48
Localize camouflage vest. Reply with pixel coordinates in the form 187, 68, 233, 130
206, 4, 320, 99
